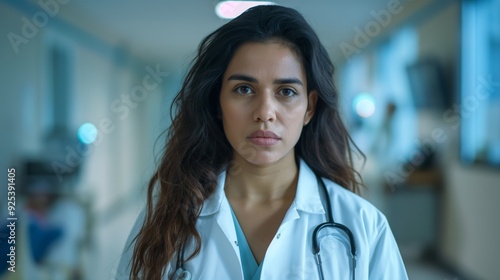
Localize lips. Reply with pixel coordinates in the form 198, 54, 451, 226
248, 130, 281, 139
247, 130, 281, 146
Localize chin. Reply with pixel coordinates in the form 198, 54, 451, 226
242, 151, 289, 166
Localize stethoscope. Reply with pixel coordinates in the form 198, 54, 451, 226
313, 173, 357, 280
174, 173, 357, 280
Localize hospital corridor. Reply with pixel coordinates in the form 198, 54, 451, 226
1, 0, 499, 279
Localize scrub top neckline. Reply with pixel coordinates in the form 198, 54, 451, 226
229, 205, 263, 280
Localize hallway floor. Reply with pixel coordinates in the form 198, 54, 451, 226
405, 259, 459, 280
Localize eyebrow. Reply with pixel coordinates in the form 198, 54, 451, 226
275, 78, 303, 86
227, 74, 303, 86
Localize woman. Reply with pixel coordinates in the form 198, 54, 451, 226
117, 5, 408, 280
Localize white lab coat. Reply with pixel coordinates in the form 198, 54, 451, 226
116, 159, 408, 279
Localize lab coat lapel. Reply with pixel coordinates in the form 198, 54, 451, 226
200, 170, 239, 250
215, 196, 239, 257
199, 169, 243, 279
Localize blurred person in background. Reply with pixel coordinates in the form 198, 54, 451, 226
1, 166, 85, 280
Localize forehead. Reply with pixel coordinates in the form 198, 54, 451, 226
223, 42, 306, 80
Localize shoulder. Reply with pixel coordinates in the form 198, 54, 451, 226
323, 179, 408, 275
297, 159, 388, 229
114, 207, 147, 279
322, 178, 389, 233
322, 178, 378, 213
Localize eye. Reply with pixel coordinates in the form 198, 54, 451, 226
279, 88, 297, 97
234, 85, 254, 95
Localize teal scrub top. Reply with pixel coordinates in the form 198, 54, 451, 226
229, 207, 263, 280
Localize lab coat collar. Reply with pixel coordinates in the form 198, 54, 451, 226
199, 170, 227, 216
200, 158, 326, 216
294, 159, 326, 215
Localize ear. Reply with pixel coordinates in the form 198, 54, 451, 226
304, 90, 318, 125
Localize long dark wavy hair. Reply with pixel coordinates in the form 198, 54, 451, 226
130, 5, 364, 280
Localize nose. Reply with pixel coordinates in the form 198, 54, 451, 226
253, 92, 276, 123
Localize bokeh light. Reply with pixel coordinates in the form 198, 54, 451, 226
77, 122, 98, 144
353, 93, 376, 118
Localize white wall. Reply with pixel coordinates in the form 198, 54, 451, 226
0, 3, 44, 176
442, 149, 500, 280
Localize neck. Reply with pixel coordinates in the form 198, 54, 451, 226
224, 152, 299, 203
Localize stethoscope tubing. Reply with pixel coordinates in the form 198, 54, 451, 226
314, 174, 357, 280
175, 173, 358, 280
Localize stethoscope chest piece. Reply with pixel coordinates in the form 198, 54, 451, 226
175, 268, 191, 280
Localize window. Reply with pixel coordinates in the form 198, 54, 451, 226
460, 0, 500, 166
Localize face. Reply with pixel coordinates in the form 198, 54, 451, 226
219, 41, 317, 166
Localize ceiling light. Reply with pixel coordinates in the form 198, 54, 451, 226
215, 1, 276, 19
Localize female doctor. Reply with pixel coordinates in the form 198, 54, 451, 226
117, 5, 408, 280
